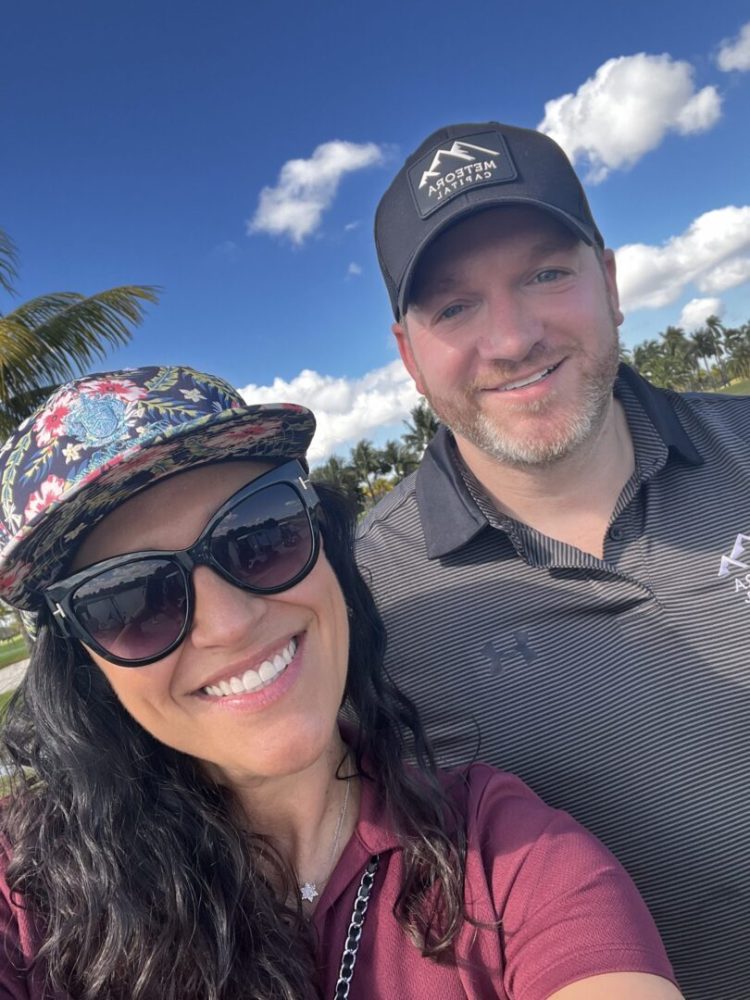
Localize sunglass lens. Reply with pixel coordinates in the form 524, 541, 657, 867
211, 484, 314, 591
72, 559, 188, 662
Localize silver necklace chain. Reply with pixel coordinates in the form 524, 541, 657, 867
299, 777, 352, 903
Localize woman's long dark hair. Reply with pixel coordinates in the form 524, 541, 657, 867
1, 484, 466, 1000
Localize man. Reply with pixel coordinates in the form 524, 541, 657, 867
357, 121, 749, 999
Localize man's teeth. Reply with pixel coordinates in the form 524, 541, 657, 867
202, 637, 297, 697
501, 365, 555, 391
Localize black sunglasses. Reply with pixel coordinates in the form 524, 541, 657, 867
45, 460, 320, 667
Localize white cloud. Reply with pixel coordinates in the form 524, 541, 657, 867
539, 54, 722, 182
344, 221, 360, 232
238, 360, 419, 463
678, 298, 724, 332
247, 140, 385, 245
699, 257, 750, 293
347, 262, 362, 277
717, 21, 750, 71
615, 205, 750, 311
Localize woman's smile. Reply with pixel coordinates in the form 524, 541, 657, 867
199, 633, 298, 697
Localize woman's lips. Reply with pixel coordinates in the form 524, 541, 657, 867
200, 636, 298, 697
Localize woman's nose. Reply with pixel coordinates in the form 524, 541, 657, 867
188, 564, 266, 649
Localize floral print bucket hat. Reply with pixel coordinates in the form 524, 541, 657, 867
0, 365, 315, 611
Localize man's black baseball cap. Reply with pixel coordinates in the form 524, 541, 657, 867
375, 121, 604, 319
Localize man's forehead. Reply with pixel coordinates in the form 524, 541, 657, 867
408, 207, 579, 301
431, 205, 576, 253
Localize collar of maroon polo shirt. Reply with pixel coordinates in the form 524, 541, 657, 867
311, 730, 465, 922
415, 363, 705, 560
309, 726, 401, 925
309, 763, 397, 957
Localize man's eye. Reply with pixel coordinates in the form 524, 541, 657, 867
439, 303, 465, 320
534, 269, 566, 284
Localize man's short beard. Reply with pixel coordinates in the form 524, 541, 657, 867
425, 326, 621, 469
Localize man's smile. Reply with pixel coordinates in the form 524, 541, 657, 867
496, 362, 562, 392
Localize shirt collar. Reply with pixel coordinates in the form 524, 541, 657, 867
416, 364, 704, 559
335, 724, 463, 857
415, 425, 488, 559
309, 761, 399, 932
615, 364, 703, 466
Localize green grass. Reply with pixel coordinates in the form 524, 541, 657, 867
0, 634, 27, 669
0, 689, 19, 797
718, 378, 750, 395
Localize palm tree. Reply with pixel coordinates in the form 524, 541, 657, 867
658, 326, 699, 390
704, 315, 729, 385
632, 339, 664, 379
379, 439, 418, 482
0, 227, 159, 437
688, 328, 718, 386
403, 398, 439, 456
350, 439, 386, 505
311, 455, 363, 509
727, 324, 750, 380
723, 324, 743, 355
0, 230, 18, 295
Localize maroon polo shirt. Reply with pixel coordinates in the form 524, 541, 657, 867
0, 767, 675, 998
313, 765, 676, 999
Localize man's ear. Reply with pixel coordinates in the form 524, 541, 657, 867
602, 249, 624, 327
392, 320, 427, 395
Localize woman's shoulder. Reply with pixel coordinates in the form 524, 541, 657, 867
0, 824, 14, 876
441, 765, 676, 996
441, 763, 641, 912
0, 818, 64, 998
442, 762, 560, 837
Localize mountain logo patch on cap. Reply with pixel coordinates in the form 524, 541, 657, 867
407, 130, 517, 219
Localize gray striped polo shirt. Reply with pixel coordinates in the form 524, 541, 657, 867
356, 365, 749, 1000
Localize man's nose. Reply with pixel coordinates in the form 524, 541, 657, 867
188, 564, 266, 650
475, 291, 544, 363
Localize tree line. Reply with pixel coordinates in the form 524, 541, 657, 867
621, 315, 750, 392
311, 399, 439, 512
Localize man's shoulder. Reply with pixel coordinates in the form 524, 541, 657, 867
671, 385, 750, 439
621, 366, 750, 451
677, 385, 750, 411
355, 469, 432, 594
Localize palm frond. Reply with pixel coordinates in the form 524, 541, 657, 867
0, 385, 56, 439
0, 285, 160, 389
0, 284, 160, 436
0, 229, 19, 297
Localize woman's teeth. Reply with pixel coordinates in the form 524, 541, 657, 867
202, 637, 297, 697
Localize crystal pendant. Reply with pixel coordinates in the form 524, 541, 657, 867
300, 881, 319, 902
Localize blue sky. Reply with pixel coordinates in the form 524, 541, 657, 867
3, 0, 750, 461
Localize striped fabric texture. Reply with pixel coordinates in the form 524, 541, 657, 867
356, 367, 749, 1000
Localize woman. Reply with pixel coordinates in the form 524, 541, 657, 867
0, 366, 680, 1000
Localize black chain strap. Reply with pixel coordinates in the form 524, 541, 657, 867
333, 854, 381, 999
